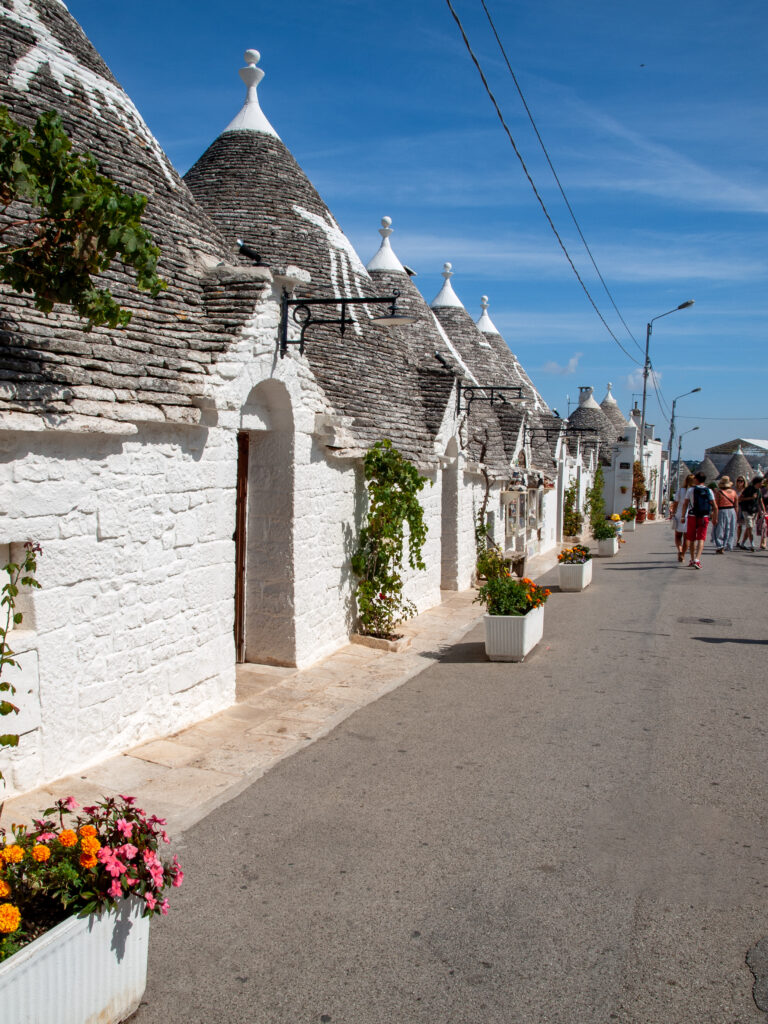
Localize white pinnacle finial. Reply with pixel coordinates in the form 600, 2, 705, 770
431, 262, 464, 309
476, 293, 500, 335
366, 215, 406, 273
224, 48, 280, 138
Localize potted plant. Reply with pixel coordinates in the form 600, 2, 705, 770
592, 519, 619, 556
647, 498, 658, 521
557, 544, 592, 592
0, 795, 183, 1024
474, 575, 551, 662
562, 481, 582, 541
620, 506, 637, 532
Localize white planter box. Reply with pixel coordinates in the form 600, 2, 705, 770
0, 898, 149, 1024
622, 519, 636, 532
558, 559, 592, 592
597, 537, 619, 557
483, 605, 544, 662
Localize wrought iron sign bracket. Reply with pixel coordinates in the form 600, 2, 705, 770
279, 290, 404, 357
456, 382, 524, 415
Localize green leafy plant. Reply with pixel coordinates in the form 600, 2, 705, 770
620, 506, 636, 521
476, 545, 509, 581
0, 106, 166, 330
474, 575, 550, 617
351, 440, 430, 638
562, 481, 582, 536
586, 463, 608, 535
592, 520, 618, 541
1, 542, 41, 788
632, 461, 647, 506
0, 794, 183, 962
558, 544, 591, 564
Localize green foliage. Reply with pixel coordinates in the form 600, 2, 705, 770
476, 546, 509, 581
620, 506, 637, 521
592, 519, 618, 540
1, 542, 42, 788
0, 106, 166, 330
351, 440, 430, 638
632, 461, 647, 505
562, 481, 582, 536
586, 463, 609, 538
474, 575, 550, 617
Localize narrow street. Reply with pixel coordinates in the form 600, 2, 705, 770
135, 525, 768, 1024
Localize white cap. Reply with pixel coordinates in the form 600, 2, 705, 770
476, 295, 500, 334
366, 217, 406, 273
224, 50, 280, 138
430, 263, 464, 309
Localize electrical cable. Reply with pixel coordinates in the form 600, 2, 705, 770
479, 0, 643, 356
444, 0, 641, 366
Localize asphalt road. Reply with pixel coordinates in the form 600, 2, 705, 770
134, 526, 768, 1024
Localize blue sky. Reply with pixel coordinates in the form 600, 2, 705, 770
66, 0, 768, 459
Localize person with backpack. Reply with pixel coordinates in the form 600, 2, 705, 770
737, 476, 765, 551
681, 471, 718, 569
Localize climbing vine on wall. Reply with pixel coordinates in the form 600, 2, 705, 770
562, 480, 582, 537
0, 542, 42, 789
351, 440, 430, 638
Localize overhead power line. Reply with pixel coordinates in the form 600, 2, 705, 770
443, 0, 641, 366
479, 0, 643, 357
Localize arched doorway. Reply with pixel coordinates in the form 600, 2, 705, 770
234, 380, 296, 665
441, 437, 460, 590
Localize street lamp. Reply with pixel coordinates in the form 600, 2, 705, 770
675, 425, 700, 496
666, 387, 702, 501
639, 300, 695, 460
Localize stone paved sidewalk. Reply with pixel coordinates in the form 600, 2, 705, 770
1, 549, 558, 837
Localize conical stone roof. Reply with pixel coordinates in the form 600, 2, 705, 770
0, 0, 240, 426
567, 387, 618, 462
721, 448, 755, 484
184, 55, 435, 463
600, 383, 629, 434
696, 456, 719, 484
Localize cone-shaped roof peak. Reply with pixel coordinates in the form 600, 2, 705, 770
476, 295, 500, 334
224, 49, 280, 138
366, 216, 406, 273
431, 263, 464, 309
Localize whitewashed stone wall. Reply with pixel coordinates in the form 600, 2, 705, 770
0, 420, 239, 797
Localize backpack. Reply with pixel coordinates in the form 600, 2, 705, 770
691, 485, 712, 518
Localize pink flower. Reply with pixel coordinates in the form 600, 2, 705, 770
144, 893, 157, 911
118, 843, 138, 861
171, 855, 184, 888
97, 846, 127, 877
37, 832, 56, 843
83, 805, 98, 815
118, 795, 136, 805
63, 797, 79, 811
116, 819, 133, 839
125, 875, 138, 887
143, 847, 164, 888
160, 899, 170, 916
108, 879, 123, 899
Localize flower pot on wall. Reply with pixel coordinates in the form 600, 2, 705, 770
558, 560, 593, 592
483, 605, 544, 662
0, 898, 149, 1024
597, 537, 619, 557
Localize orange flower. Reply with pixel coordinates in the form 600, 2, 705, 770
0, 879, 11, 898
31, 844, 51, 863
1, 845, 24, 864
78, 825, 97, 839
58, 830, 78, 848
80, 836, 101, 857
0, 903, 21, 933
79, 852, 98, 870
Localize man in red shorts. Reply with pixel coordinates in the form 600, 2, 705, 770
682, 471, 718, 569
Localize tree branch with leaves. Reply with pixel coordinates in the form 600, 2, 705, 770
0, 107, 165, 330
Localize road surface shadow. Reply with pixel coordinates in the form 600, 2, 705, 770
693, 636, 768, 645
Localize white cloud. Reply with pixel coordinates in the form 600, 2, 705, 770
541, 352, 583, 375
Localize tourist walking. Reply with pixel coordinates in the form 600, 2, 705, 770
713, 476, 738, 553
757, 478, 768, 550
672, 472, 695, 563
737, 476, 765, 551
735, 475, 747, 546
681, 471, 718, 569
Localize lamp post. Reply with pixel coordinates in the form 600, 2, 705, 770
666, 387, 702, 501
675, 425, 700, 496
639, 300, 695, 462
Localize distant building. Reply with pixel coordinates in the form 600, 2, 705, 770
706, 439, 768, 473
